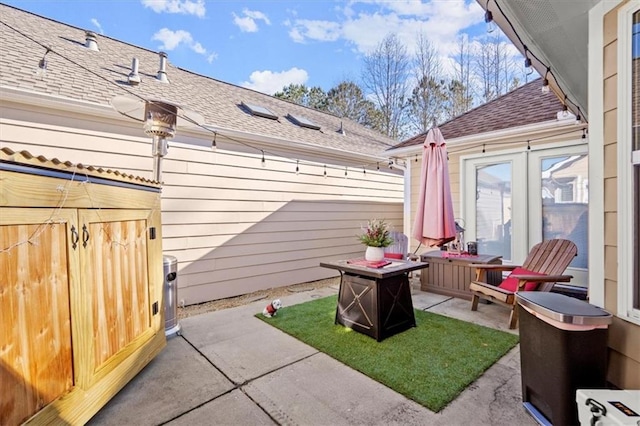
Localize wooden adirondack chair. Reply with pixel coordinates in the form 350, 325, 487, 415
469, 239, 578, 329
384, 231, 409, 260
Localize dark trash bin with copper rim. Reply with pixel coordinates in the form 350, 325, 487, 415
516, 292, 612, 426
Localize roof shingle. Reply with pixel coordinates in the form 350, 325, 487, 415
394, 78, 564, 149
0, 4, 397, 159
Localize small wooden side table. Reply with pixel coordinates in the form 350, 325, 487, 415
320, 259, 428, 341
420, 251, 502, 300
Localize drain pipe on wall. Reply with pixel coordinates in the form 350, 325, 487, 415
387, 158, 413, 246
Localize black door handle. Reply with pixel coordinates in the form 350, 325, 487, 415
82, 224, 89, 247
71, 225, 79, 250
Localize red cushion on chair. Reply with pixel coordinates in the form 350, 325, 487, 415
498, 267, 546, 292
384, 253, 403, 259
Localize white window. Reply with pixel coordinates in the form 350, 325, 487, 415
617, 4, 640, 323
462, 143, 588, 286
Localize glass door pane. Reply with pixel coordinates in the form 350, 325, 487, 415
540, 155, 589, 269
476, 162, 512, 261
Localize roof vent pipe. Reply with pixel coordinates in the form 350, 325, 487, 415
338, 121, 346, 136
85, 31, 99, 51
128, 58, 141, 86
157, 51, 168, 83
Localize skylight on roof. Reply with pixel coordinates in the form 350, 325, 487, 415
242, 102, 278, 120
288, 114, 321, 130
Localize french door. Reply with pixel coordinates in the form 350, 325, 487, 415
462, 143, 588, 286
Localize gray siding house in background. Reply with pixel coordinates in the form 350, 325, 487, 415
0, 4, 403, 305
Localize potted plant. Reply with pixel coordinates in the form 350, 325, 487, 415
358, 219, 394, 261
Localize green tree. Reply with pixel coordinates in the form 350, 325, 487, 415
451, 34, 475, 116
362, 33, 410, 140
274, 84, 328, 110
407, 76, 447, 134
474, 33, 520, 103
407, 34, 446, 133
326, 80, 383, 131
444, 79, 474, 120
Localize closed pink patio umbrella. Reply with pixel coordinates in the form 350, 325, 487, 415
412, 127, 456, 247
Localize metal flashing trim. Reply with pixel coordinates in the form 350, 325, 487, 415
0, 147, 161, 188
0, 161, 161, 193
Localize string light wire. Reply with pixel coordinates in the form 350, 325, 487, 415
490, 0, 587, 122
447, 126, 586, 155
0, 19, 396, 177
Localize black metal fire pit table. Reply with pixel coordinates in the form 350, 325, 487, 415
320, 259, 429, 341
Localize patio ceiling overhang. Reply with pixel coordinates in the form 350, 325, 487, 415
478, 0, 598, 120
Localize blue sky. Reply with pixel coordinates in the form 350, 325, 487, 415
3, 0, 496, 95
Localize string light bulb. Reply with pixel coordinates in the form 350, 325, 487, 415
36, 48, 51, 78
524, 55, 533, 76
323, 165, 327, 179
486, 0, 586, 127
582, 129, 587, 139
562, 98, 569, 118
363, 166, 366, 175
484, 0, 496, 33
541, 67, 551, 93
211, 134, 217, 150
261, 150, 266, 168
344, 166, 348, 178
541, 79, 549, 93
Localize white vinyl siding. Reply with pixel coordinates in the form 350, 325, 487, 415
0, 117, 404, 305
162, 142, 403, 303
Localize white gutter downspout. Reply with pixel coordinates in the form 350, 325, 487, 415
387, 159, 412, 242
403, 160, 412, 246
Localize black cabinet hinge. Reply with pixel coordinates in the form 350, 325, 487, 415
149, 227, 156, 240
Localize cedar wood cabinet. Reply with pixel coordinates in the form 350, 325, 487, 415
0, 149, 165, 425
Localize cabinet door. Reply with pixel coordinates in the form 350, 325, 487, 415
76, 209, 155, 384
0, 208, 78, 425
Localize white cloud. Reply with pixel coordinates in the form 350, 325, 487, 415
233, 15, 258, 32
341, 0, 432, 17
91, 18, 104, 34
153, 28, 192, 50
289, 0, 483, 58
152, 28, 215, 61
287, 19, 341, 43
244, 9, 271, 24
233, 8, 271, 33
191, 41, 206, 55
241, 67, 309, 95
141, 0, 205, 18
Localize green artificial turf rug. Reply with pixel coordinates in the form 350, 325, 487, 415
256, 295, 519, 412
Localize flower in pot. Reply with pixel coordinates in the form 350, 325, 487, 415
357, 219, 394, 261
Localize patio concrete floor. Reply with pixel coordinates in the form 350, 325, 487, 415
88, 279, 537, 426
